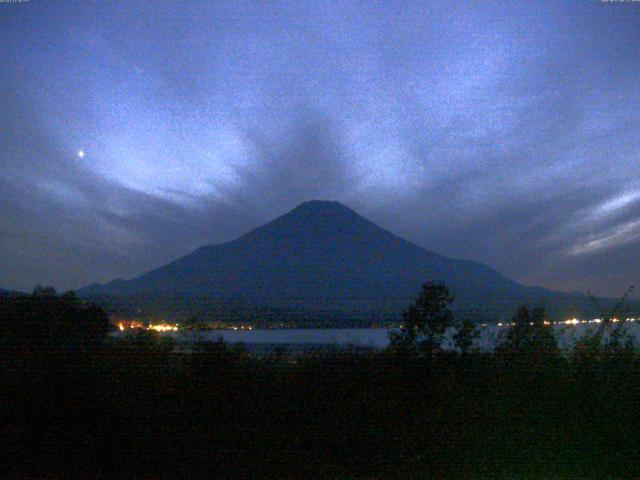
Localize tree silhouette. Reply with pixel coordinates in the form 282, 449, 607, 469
0, 287, 110, 350
498, 305, 557, 355
587, 285, 635, 326
390, 282, 454, 351
453, 318, 479, 354
576, 285, 637, 359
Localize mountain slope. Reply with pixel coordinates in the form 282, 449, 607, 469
80, 200, 608, 322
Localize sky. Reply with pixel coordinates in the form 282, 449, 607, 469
1, 0, 639, 297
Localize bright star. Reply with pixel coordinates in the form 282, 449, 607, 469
77, 150, 85, 159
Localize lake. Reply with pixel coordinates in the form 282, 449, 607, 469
118, 322, 640, 352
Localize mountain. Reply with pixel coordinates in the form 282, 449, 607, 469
80, 200, 613, 323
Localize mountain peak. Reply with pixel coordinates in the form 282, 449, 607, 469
288, 200, 356, 217
294, 199, 348, 209
238, 199, 383, 242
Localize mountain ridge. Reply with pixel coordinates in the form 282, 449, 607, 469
80, 200, 616, 323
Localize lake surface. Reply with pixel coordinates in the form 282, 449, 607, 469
123, 322, 640, 352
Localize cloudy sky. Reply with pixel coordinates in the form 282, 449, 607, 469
1, 0, 639, 297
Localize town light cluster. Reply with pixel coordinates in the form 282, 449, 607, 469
117, 322, 179, 332
115, 321, 257, 332
495, 318, 636, 327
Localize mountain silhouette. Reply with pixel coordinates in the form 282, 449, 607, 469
80, 200, 606, 322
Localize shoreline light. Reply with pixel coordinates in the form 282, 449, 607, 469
116, 321, 178, 332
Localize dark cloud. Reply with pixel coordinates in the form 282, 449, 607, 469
218, 109, 362, 216
0, 1, 638, 297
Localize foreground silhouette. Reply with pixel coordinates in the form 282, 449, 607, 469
1, 287, 638, 478
0, 286, 109, 350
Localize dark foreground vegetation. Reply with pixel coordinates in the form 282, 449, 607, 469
1, 287, 639, 478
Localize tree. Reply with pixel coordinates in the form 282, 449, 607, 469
390, 282, 454, 351
498, 305, 557, 355
0, 287, 110, 350
588, 285, 635, 327
587, 285, 635, 347
574, 285, 636, 361
453, 318, 479, 354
